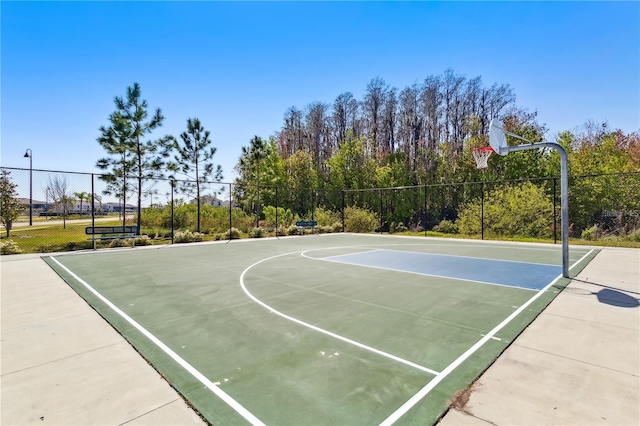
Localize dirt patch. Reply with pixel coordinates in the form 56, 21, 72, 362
449, 383, 478, 414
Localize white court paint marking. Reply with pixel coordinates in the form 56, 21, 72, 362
49, 256, 266, 426
378, 249, 594, 426
301, 250, 539, 292
377, 247, 562, 267
351, 233, 594, 255
240, 250, 440, 376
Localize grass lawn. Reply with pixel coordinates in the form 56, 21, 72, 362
2, 218, 639, 255
3, 217, 145, 253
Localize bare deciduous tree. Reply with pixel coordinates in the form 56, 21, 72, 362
279, 107, 305, 157
45, 175, 74, 229
398, 84, 422, 174
275, 69, 517, 184
363, 77, 389, 157
304, 102, 331, 170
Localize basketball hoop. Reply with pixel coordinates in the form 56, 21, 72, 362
472, 146, 493, 169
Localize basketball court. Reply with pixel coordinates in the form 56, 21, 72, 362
3, 122, 636, 424
40, 234, 596, 424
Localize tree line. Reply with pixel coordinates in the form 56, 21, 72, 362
2, 74, 637, 244
233, 70, 639, 233
88, 74, 640, 236
277, 69, 515, 179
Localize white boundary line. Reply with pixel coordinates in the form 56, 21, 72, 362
304, 251, 540, 292
48, 256, 266, 426
378, 248, 595, 426
240, 250, 441, 376
349, 232, 598, 255
372, 247, 562, 268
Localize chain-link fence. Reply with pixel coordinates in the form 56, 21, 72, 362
1, 166, 639, 254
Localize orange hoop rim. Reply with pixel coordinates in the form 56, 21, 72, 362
472, 146, 493, 169
472, 146, 494, 153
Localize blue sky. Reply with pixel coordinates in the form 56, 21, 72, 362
2, 1, 639, 185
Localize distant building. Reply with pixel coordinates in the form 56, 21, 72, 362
191, 195, 223, 207
71, 201, 92, 214
18, 197, 133, 215
102, 202, 136, 213
188, 195, 236, 208
18, 198, 50, 212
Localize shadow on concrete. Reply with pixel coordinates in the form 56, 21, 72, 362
560, 280, 639, 308
596, 288, 639, 308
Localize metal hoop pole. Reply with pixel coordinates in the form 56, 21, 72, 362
553, 177, 558, 245
507, 142, 569, 277
481, 182, 485, 240
228, 183, 232, 242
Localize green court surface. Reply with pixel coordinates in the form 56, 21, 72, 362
44, 234, 597, 425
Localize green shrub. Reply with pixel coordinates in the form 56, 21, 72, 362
287, 225, 300, 235
140, 206, 164, 228
0, 239, 22, 255
344, 206, 378, 233
390, 221, 408, 234
224, 227, 241, 240
109, 238, 133, 248
262, 206, 294, 228
134, 235, 153, 246
581, 225, 601, 240
433, 219, 458, 234
250, 227, 265, 238
318, 225, 333, 234
174, 230, 204, 243
627, 228, 640, 242
457, 182, 553, 238
312, 207, 341, 227
456, 203, 481, 235
332, 221, 343, 233
141, 203, 253, 234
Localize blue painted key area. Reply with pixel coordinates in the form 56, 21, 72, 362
323, 249, 561, 291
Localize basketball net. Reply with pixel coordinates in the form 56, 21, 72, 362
472, 146, 493, 169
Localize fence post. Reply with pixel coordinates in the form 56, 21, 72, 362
553, 177, 558, 244
229, 183, 233, 241
379, 189, 383, 233
341, 190, 345, 232
275, 186, 279, 238
423, 185, 427, 237
312, 189, 315, 226
256, 181, 260, 229
481, 182, 485, 240
171, 179, 175, 244
91, 174, 96, 250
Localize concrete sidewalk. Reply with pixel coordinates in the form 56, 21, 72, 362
1, 254, 205, 425
1, 248, 638, 425
440, 247, 640, 425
